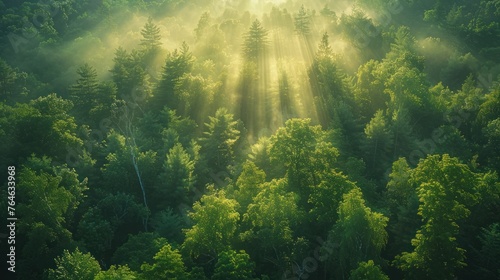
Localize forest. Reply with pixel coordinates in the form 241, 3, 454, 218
0, 0, 499, 279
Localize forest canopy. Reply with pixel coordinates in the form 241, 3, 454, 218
1, 0, 500, 279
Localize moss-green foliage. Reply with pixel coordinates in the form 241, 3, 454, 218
1, 1, 500, 280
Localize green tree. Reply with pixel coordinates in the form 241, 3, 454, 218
243, 19, 268, 60
199, 108, 240, 175
327, 187, 388, 278
140, 16, 162, 51
0, 58, 30, 103
269, 118, 337, 200
110, 47, 151, 97
294, 5, 311, 35
353, 60, 388, 120
0, 94, 83, 166
47, 248, 101, 280
151, 42, 194, 111
100, 130, 157, 230
396, 154, 483, 280
174, 73, 216, 124
338, 9, 382, 51
212, 250, 256, 280
234, 160, 266, 212
385, 158, 420, 259
183, 188, 240, 258
474, 223, 500, 279
95, 265, 137, 280
69, 64, 117, 126
70, 63, 99, 116
76, 207, 114, 260
361, 110, 393, 179
17, 156, 87, 279
150, 208, 185, 243
195, 12, 211, 41
308, 170, 357, 233
154, 143, 195, 210
141, 243, 188, 280
112, 232, 168, 271
349, 260, 389, 280
248, 136, 281, 178
242, 179, 303, 254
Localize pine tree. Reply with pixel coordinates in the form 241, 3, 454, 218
294, 5, 311, 35
243, 19, 268, 60
140, 16, 162, 51
70, 63, 99, 113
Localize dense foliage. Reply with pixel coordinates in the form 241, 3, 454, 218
1, 0, 499, 279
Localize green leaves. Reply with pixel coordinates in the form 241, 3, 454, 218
242, 179, 302, 249
112, 232, 168, 272
349, 260, 389, 280
243, 19, 268, 60
212, 250, 255, 280
308, 170, 356, 230
141, 243, 188, 280
155, 143, 196, 210
200, 108, 240, 174
140, 17, 162, 51
18, 156, 87, 232
328, 187, 388, 278
95, 265, 137, 280
183, 188, 240, 258
294, 5, 311, 35
396, 154, 484, 279
47, 248, 100, 280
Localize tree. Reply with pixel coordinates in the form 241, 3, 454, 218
150, 208, 185, 243
70, 63, 99, 115
308, 33, 356, 129
0, 58, 30, 103
174, 73, 216, 124
112, 232, 168, 271
242, 179, 303, 254
243, 19, 268, 60
47, 248, 101, 280
353, 60, 388, 120
17, 156, 87, 279
317, 32, 332, 58
234, 160, 266, 212
385, 158, 420, 258
195, 12, 211, 41
294, 5, 310, 35
0, 94, 83, 166
110, 47, 151, 98
76, 207, 114, 260
70, 64, 117, 126
151, 42, 194, 111
95, 265, 137, 280
327, 187, 388, 279
154, 143, 196, 210
349, 260, 389, 280
338, 9, 382, 51
100, 128, 156, 231
212, 250, 256, 280
396, 154, 483, 280
474, 223, 500, 279
199, 108, 240, 175
248, 136, 281, 178
361, 110, 394, 179
141, 243, 188, 280
269, 118, 337, 200
308, 170, 357, 233
140, 16, 162, 51
183, 188, 240, 258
